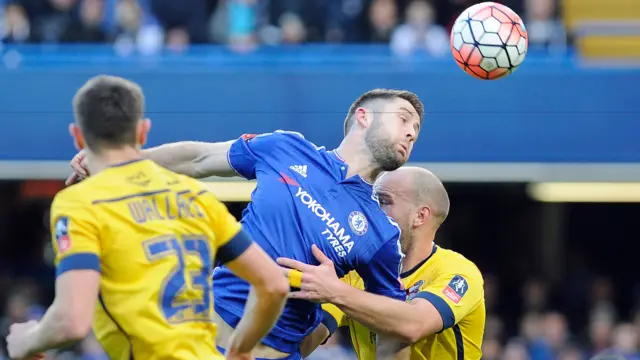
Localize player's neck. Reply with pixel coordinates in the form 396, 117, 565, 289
402, 232, 435, 273
335, 142, 380, 183
86, 147, 142, 175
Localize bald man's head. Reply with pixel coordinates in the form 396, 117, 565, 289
375, 166, 450, 229
406, 167, 450, 227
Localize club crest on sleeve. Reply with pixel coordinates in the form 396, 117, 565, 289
348, 211, 368, 236
241, 133, 257, 141
407, 280, 424, 301
55, 216, 71, 252
442, 275, 468, 304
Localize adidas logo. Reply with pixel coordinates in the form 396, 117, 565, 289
290, 165, 308, 178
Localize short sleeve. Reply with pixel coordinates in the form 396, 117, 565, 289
321, 303, 346, 336
227, 131, 305, 180
50, 193, 101, 277
320, 273, 355, 338
356, 236, 405, 301
201, 191, 252, 265
413, 266, 484, 330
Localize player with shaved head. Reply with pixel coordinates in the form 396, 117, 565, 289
280, 167, 486, 360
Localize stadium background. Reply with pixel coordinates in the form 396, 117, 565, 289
0, 0, 638, 359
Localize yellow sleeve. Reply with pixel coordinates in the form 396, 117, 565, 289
201, 190, 251, 265
412, 263, 483, 330
321, 303, 347, 332
50, 192, 101, 277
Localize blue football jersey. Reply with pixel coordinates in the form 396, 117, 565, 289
213, 130, 405, 355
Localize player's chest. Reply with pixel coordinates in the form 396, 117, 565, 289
259, 159, 371, 218
293, 183, 374, 252
257, 159, 379, 247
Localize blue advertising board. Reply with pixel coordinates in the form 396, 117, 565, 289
0, 45, 637, 181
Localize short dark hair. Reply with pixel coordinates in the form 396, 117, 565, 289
344, 89, 424, 136
73, 75, 145, 153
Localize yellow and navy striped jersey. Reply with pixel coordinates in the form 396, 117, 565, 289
321, 245, 485, 360
51, 159, 252, 360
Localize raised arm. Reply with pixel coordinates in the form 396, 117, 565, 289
67, 140, 237, 185
68, 131, 301, 184
141, 140, 237, 178
143, 131, 307, 180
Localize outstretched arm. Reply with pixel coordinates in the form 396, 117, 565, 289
142, 140, 237, 178
67, 131, 304, 185
327, 281, 443, 344
67, 140, 237, 185
278, 245, 443, 344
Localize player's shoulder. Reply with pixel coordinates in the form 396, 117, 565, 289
365, 210, 402, 242
351, 211, 401, 263
51, 182, 102, 228
365, 193, 402, 236
345, 205, 400, 250
268, 129, 307, 142
53, 177, 99, 209
246, 130, 324, 152
271, 130, 324, 152
433, 246, 483, 280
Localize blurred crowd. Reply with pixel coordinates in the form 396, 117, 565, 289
0, 0, 568, 55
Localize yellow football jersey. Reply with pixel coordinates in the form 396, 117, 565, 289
322, 272, 376, 360
51, 159, 250, 360
321, 245, 485, 360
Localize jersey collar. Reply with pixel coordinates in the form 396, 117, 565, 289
328, 149, 374, 189
108, 158, 146, 168
400, 244, 438, 279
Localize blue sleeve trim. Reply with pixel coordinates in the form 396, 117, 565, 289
414, 291, 455, 331
226, 143, 246, 179
217, 230, 253, 265
56, 253, 101, 277
227, 138, 257, 180
320, 310, 339, 345
321, 310, 339, 335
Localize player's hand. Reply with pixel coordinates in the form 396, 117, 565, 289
277, 245, 345, 303
66, 150, 89, 186
6, 320, 44, 360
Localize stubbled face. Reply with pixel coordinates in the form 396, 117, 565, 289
364, 97, 420, 171
374, 171, 416, 253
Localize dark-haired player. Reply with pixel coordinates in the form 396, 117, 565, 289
68, 89, 424, 359
6, 75, 288, 360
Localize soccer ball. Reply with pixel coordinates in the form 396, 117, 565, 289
450, 2, 528, 80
